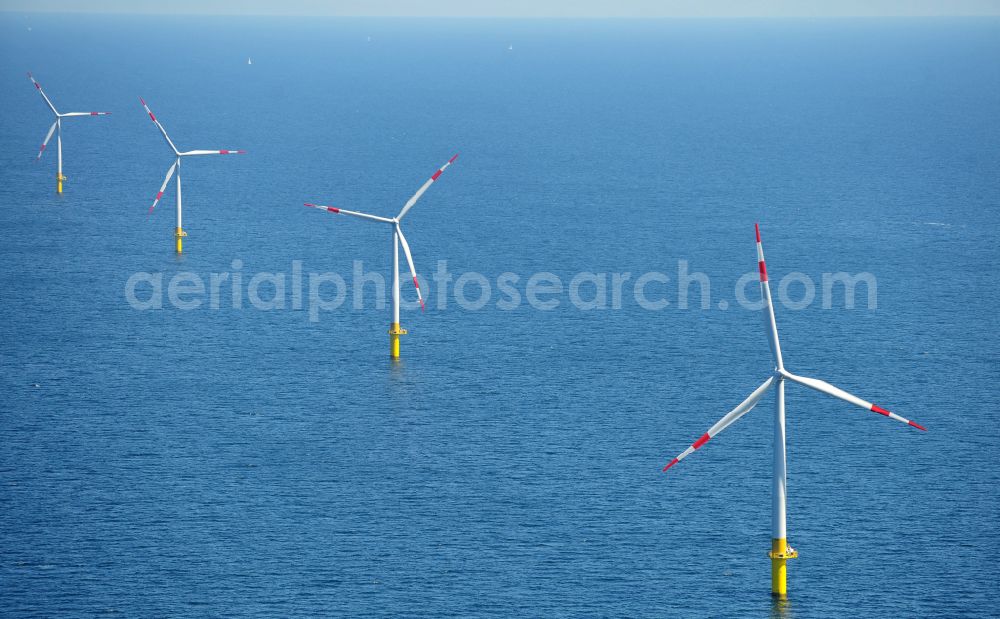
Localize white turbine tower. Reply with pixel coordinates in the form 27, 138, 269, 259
28, 72, 110, 194
140, 97, 245, 253
662, 223, 925, 598
304, 154, 459, 359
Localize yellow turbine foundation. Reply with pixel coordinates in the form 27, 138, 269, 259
175, 227, 187, 254
57, 174, 65, 194
768, 538, 797, 597
389, 323, 406, 359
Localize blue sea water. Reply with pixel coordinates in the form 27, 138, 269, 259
1, 13, 999, 617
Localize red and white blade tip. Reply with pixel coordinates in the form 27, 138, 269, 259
304, 203, 340, 214
430, 153, 460, 180
755, 223, 768, 281
871, 404, 926, 431
412, 276, 425, 311
662, 432, 712, 473
139, 97, 157, 121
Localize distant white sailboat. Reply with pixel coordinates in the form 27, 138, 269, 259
508, 44, 513, 51
247, 57, 252, 65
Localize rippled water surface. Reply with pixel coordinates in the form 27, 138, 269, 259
1, 14, 998, 617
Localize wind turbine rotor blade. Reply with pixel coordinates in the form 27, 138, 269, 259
397, 153, 459, 220
756, 223, 784, 369
60, 112, 112, 117
180, 149, 246, 156
663, 376, 776, 472
781, 370, 926, 431
27, 72, 58, 115
303, 203, 394, 224
138, 97, 179, 154
148, 161, 177, 215
36, 121, 57, 160
395, 225, 424, 310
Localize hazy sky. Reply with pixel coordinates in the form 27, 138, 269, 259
2, 0, 999, 17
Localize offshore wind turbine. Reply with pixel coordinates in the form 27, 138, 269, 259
662, 223, 925, 598
28, 72, 110, 194
140, 97, 245, 253
304, 154, 458, 359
